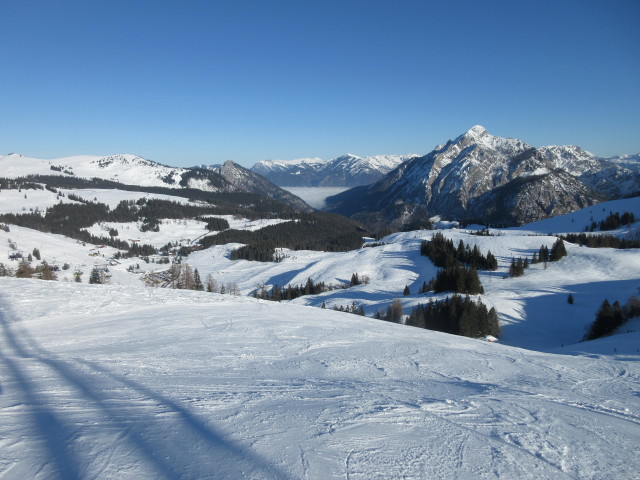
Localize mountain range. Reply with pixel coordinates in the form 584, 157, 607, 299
251, 153, 418, 187
4, 125, 639, 230
325, 126, 640, 229
0, 153, 312, 212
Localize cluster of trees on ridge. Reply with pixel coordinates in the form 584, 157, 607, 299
560, 233, 640, 249
253, 273, 369, 302
419, 233, 497, 295
585, 211, 636, 232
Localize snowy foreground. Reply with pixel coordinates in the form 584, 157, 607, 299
1, 279, 639, 479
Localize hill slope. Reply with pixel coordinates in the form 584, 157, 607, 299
0, 154, 312, 211
1, 278, 638, 479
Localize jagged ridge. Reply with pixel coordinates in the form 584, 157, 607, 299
325, 126, 639, 229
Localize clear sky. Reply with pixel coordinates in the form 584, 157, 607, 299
1, 0, 639, 167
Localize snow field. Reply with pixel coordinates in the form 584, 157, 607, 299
0, 186, 196, 215
0, 279, 638, 479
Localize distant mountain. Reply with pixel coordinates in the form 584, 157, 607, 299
0, 153, 313, 211
252, 153, 418, 187
325, 126, 640, 229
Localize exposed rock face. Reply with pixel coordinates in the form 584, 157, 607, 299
211, 160, 313, 211
325, 126, 637, 229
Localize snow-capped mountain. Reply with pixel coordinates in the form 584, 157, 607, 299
326, 126, 640, 229
0, 153, 313, 211
252, 153, 418, 187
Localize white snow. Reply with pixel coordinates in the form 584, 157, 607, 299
0, 187, 196, 215
1, 192, 640, 478
0, 278, 638, 479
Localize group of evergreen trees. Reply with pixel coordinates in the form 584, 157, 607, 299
231, 243, 278, 262
331, 302, 366, 316
586, 211, 636, 232
420, 233, 498, 270
255, 278, 328, 301
254, 277, 353, 302
406, 295, 500, 338
508, 257, 529, 277
349, 273, 370, 286
420, 233, 494, 295
424, 263, 484, 294
559, 233, 640, 249
583, 296, 640, 341
373, 299, 404, 323
512, 238, 567, 277
205, 212, 369, 260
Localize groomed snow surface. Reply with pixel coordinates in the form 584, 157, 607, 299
1, 195, 639, 478
1, 280, 639, 479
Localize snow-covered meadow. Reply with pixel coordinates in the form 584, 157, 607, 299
1, 192, 639, 478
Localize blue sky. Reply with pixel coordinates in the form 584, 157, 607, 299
1, 0, 639, 167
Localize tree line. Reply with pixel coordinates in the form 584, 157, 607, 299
586, 211, 636, 232
205, 212, 369, 260
560, 233, 640, 249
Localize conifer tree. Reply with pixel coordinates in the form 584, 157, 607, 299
403, 285, 410, 296
551, 238, 567, 261
583, 299, 625, 340
193, 268, 204, 291
89, 266, 102, 284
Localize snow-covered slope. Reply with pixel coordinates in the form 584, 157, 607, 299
0, 154, 313, 211
1, 278, 639, 479
0, 153, 187, 188
3, 195, 638, 353
252, 153, 418, 187
326, 126, 639, 228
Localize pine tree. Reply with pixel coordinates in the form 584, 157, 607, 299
567, 293, 574, 304
89, 266, 102, 284
403, 285, 410, 296
193, 268, 204, 291
551, 238, 567, 261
